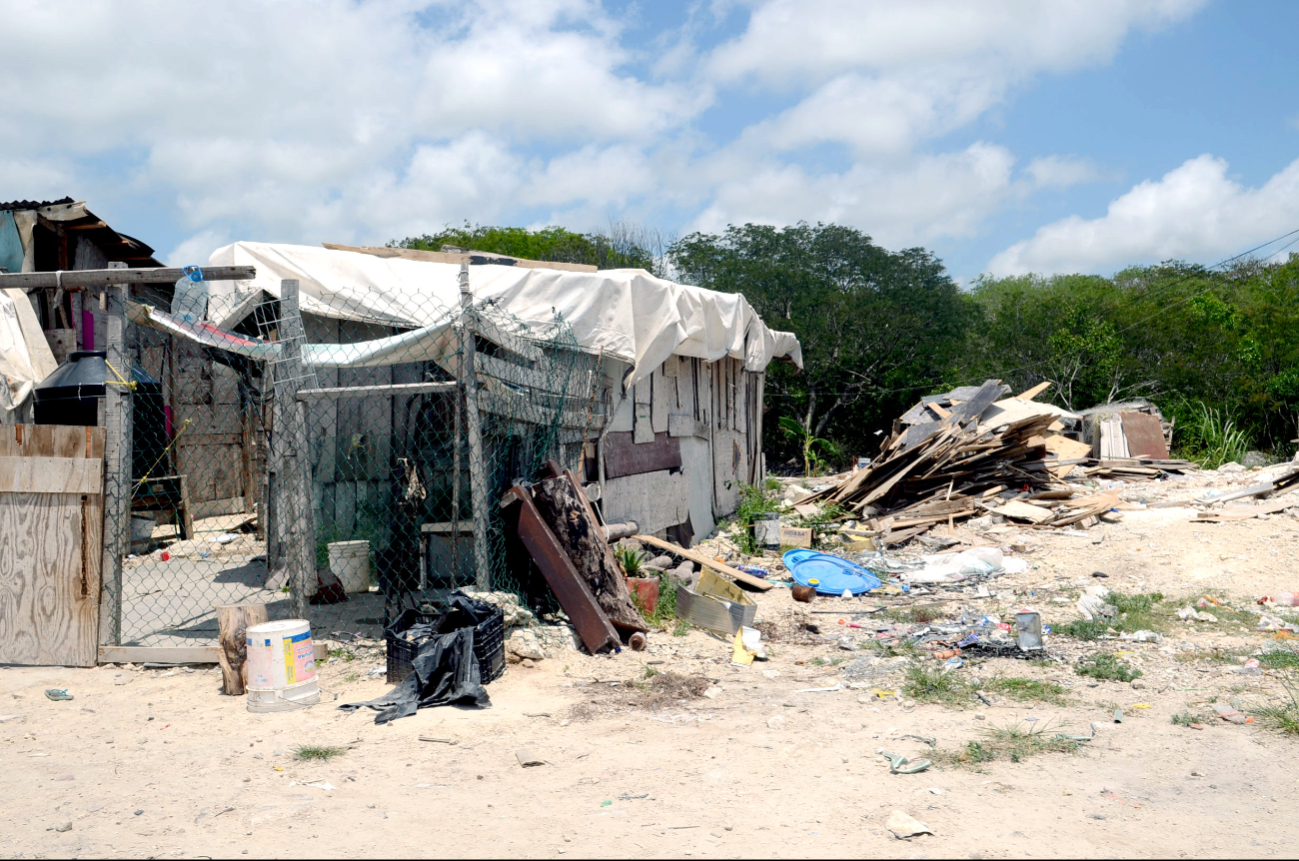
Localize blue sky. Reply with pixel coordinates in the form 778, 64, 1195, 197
2, 0, 1297, 283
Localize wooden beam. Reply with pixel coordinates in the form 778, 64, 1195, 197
296, 381, 455, 402
635, 534, 773, 591
98, 281, 129, 648
1016, 381, 1052, 401
99, 643, 327, 665
1, 265, 256, 291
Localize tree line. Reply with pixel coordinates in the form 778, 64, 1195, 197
394, 222, 1299, 472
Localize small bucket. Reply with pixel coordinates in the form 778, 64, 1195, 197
328, 540, 371, 593
245, 619, 320, 712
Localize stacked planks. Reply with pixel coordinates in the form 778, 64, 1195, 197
803, 380, 1158, 541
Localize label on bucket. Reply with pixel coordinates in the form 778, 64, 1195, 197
283, 630, 316, 684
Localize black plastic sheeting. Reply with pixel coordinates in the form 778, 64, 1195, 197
339, 601, 493, 724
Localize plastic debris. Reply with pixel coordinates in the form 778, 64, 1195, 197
878, 749, 933, 774
44, 689, 73, 702
885, 809, 933, 838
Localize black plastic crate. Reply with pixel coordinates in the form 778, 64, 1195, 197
385, 598, 506, 686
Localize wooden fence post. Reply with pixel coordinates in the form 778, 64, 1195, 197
457, 264, 491, 591
98, 274, 131, 648
272, 280, 316, 619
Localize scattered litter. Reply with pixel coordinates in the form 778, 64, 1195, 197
795, 683, 845, 693
1212, 702, 1254, 724
1132, 703, 1151, 710
515, 750, 546, 767
418, 737, 458, 745
885, 809, 933, 839
899, 734, 936, 747
1178, 606, 1218, 623
879, 749, 933, 774
210, 533, 239, 544
1056, 724, 1096, 742
44, 689, 73, 702
1113, 708, 1124, 723
300, 780, 335, 791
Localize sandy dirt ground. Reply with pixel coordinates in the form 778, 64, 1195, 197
5, 463, 1299, 859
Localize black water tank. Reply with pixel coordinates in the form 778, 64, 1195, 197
33, 350, 169, 480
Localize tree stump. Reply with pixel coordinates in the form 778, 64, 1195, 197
216, 604, 268, 695
531, 467, 648, 635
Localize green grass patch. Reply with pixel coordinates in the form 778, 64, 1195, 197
880, 606, 946, 625
1175, 645, 1253, 665
984, 676, 1068, 705
1052, 619, 1108, 640
1171, 710, 1201, 726
344, 672, 359, 682
935, 720, 1080, 769
292, 745, 346, 762
1260, 649, 1299, 670
903, 663, 971, 707
1052, 591, 1172, 641
328, 647, 356, 663
1075, 653, 1143, 683
1250, 669, 1299, 735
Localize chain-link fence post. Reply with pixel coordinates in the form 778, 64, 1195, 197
457, 264, 491, 591
271, 279, 316, 620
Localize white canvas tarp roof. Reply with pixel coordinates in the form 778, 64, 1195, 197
205, 242, 802, 388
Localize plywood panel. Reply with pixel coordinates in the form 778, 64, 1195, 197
0, 493, 97, 666
0, 457, 102, 493
600, 469, 691, 536
651, 366, 669, 434
1120, 411, 1169, 459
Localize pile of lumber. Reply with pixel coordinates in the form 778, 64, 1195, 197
803, 380, 1156, 542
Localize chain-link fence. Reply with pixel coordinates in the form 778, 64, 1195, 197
108, 270, 602, 648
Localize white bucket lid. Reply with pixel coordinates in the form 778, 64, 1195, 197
248, 619, 311, 636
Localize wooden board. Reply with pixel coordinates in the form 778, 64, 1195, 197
1120, 411, 1170, 459
635, 534, 773, 591
602, 431, 682, 479
0, 425, 104, 668
1196, 494, 1299, 522
0, 456, 102, 493
990, 499, 1055, 524
98, 643, 327, 665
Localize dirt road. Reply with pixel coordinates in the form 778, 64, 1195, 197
4, 465, 1299, 858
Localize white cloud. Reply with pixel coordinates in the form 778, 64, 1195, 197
1024, 155, 1103, 189
0, 0, 1213, 267
165, 229, 231, 267
692, 143, 1017, 248
707, 0, 1204, 87
988, 154, 1299, 275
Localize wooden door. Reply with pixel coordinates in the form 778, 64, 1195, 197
0, 425, 105, 667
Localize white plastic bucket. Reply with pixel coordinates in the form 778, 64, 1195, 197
245, 619, 320, 712
328, 540, 371, 593
130, 516, 155, 543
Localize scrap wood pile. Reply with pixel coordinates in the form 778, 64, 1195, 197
801, 380, 1177, 543
505, 461, 770, 654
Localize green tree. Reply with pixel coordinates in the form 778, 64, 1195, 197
391, 222, 660, 272
670, 222, 976, 468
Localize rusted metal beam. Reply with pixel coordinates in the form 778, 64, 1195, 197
504, 485, 621, 655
